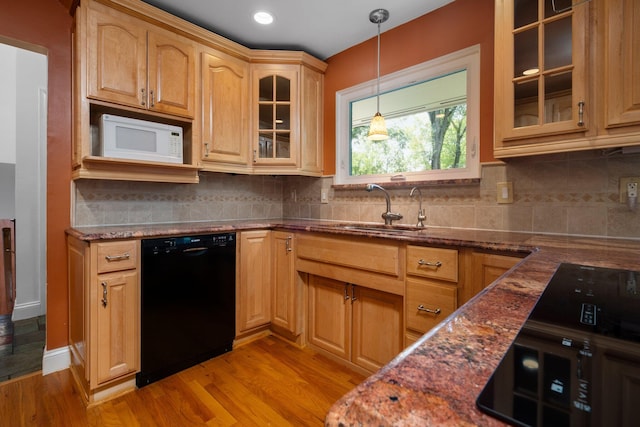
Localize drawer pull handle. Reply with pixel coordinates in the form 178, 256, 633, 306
101, 282, 108, 308
285, 236, 293, 252
105, 253, 130, 262
418, 259, 442, 268
417, 304, 441, 315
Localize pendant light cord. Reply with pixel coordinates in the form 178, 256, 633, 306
376, 21, 381, 113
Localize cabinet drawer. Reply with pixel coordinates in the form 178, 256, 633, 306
406, 279, 457, 334
96, 241, 138, 273
406, 246, 458, 282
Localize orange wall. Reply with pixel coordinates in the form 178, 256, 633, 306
323, 0, 496, 174
1, 0, 72, 350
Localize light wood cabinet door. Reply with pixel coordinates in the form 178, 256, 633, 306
271, 232, 297, 334
351, 285, 403, 372
308, 275, 403, 372
299, 66, 323, 175
201, 50, 250, 169
308, 275, 350, 361
87, 5, 147, 109
147, 29, 195, 118
251, 65, 299, 169
604, 0, 640, 128
94, 269, 139, 385
237, 230, 272, 334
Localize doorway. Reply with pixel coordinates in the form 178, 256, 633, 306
0, 42, 47, 381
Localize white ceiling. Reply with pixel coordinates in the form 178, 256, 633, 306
141, 0, 454, 60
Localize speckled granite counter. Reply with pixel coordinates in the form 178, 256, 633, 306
67, 220, 640, 426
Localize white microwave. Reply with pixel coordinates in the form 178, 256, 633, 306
100, 114, 183, 164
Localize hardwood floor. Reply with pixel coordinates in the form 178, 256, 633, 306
0, 336, 366, 426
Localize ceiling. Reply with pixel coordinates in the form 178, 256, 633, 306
141, 0, 454, 60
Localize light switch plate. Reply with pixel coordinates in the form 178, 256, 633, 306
497, 182, 513, 204
321, 189, 329, 204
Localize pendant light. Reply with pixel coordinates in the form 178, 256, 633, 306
367, 8, 389, 141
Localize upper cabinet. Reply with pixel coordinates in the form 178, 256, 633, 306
199, 49, 251, 173
494, 0, 588, 156
73, 0, 200, 183
251, 64, 299, 170
603, 0, 640, 128
87, 5, 195, 118
494, 0, 640, 158
72, 0, 327, 183
249, 52, 327, 176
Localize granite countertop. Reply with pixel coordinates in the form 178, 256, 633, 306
67, 220, 640, 426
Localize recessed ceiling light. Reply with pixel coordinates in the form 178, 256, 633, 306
253, 11, 274, 25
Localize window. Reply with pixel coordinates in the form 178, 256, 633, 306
335, 45, 480, 185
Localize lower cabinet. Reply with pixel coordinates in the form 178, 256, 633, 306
308, 275, 403, 373
67, 236, 140, 404
237, 230, 272, 336
463, 251, 524, 305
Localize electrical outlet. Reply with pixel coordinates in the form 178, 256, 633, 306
628, 182, 638, 198
619, 177, 640, 202
321, 189, 329, 204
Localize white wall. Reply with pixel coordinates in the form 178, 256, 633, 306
0, 44, 17, 165
0, 43, 47, 320
0, 44, 17, 219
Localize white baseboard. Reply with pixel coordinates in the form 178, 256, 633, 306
11, 301, 44, 321
42, 346, 70, 375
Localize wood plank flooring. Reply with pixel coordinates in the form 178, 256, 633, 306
0, 336, 366, 426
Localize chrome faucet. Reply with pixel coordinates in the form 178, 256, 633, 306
365, 183, 403, 225
410, 187, 426, 228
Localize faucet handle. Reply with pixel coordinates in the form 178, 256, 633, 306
416, 209, 426, 228
382, 212, 403, 225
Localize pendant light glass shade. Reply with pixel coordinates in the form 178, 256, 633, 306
367, 8, 389, 141
368, 112, 389, 140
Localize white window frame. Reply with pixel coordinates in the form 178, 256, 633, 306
335, 44, 481, 185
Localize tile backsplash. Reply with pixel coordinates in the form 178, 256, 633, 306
74, 149, 640, 239
74, 173, 284, 226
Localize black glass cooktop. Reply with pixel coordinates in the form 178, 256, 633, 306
477, 263, 640, 427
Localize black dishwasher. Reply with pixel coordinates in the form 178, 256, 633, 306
137, 233, 236, 387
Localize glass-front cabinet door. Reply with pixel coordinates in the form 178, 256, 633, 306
494, 0, 589, 151
252, 66, 298, 168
